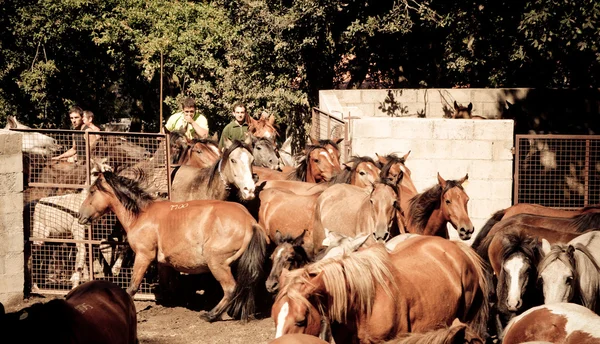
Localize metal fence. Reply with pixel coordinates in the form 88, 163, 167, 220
13, 128, 170, 300
514, 134, 600, 208
311, 107, 351, 162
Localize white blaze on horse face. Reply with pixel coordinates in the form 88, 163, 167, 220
230, 149, 255, 200
540, 260, 572, 303
275, 302, 289, 338
275, 246, 285, 260
548, 303, 600, 338
319, 151, 334, 167
505, 255, 525, 311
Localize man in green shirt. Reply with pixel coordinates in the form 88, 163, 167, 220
165, 97, 209, 140
219, 102, 249, 150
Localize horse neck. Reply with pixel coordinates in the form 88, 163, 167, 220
574, 244, 600, 309
419, 208, 448, 238
209, 159, 231, 199
106, 195, 141, 233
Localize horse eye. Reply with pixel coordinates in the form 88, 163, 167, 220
359, 171, 366, 175
566, 276, 573, 284
295, 318, 307, 327
230, 158, 236, 163
313, 159, 320, 163
445, 199, 451, 205
256, 146, 262, 150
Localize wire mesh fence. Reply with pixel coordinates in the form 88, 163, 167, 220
13, 128, 169, 299
514, 134, 600, 208
311, 107, 350, 162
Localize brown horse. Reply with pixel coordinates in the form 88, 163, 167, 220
377, 151, 418, 233
247, 111, 279, 142
472, 203, 600, 250
452, 101, 486, 119
405, 173, 474, 239
266, 230, 312, 293
77, 169, 268, 322
328, 155, 381, 189
269, 319, 484, 344
272, 236, 489, 343
310, 181, 400, 256
170, 138, 256, 202
181, 138, 221, 168
501, 303, 600, 344
0, 280, 137, 343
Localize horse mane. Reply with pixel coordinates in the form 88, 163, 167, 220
290, 144, 322, 181
573, 243, 600, 310
407, 179, 464, 233
379, 153, 406, 177
318, 139, 339, 151
278, 245, 398, 324
570, 212, 600, 232
500, 230, 541, 265
199, 139, 252, 187
96, 169, 156, 215
328, 155, 377, 185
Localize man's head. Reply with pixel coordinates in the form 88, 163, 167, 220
181, 97, 196, 117
232, 102, 246, 124
69, 106, 84, 129
83, 110, 94, 126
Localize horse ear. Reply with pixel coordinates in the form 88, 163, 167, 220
468, 102, 473, 111
541, 238, 552, 255
268, 114, 276, 126
506, 100, 513, 108
402, 150, 411, 161
342, 161, 354, 171
454, 101, 459, 110
437, 172, 447, 188
223, 137, 233, 149
350, 234, 371, 252
457, 173, 468, 185
376, 153, 388, 166
335, 138, 343, 145
293, 230, 307, 246
210, 132, 218, 142
309, 135, 319, 146
567, 245, 576, 257
244, 132, 256, 146
275, 230, 283, 244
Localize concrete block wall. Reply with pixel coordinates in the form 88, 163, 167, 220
351, 117, 514, 244
0, 129, 24, 306
320, 88, 530, 119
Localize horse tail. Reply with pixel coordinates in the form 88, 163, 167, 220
471, 209, 506, 252
226, 224, 268, 322
454, 241, 491, 339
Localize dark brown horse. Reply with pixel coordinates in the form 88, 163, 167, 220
405, 173, 474, 239
272, 236, 489, 343
0, 280, 137, 343
266, 230, 312, 293
452, 101, 486, 119
77, 169, 268, 322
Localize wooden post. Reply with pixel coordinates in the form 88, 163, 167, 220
159, 51, 164, 133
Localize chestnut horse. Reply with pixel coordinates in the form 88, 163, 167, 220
328, 155, 381, 189
0, 280, 137, 343
272, 236, 489, 343
377, 151, 418, 233
247, 111, 279, 142
502, 303, 600, 344
170, 138, 256, 202
405, 173, 474, 240
472, 203, 600, 250
77, 169, 267, 322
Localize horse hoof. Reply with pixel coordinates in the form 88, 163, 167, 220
200, 312, 218, 323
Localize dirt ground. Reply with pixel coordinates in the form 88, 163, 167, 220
6, 291, 276, 344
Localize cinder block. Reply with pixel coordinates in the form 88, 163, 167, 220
361, 90, 388, 104
468, 161, 495, 180
371, 138, 413, 158
0, 173, 23, 194
432, 119, 474, 140
463, 179, 492, 201
492, 160, 514, 180
447, 90, 472, 104
4, 253, 24, 275
492, 140, 515, 161
350, 138, 377, 157
334, 90, 362, 105
426, 102, 447, 118
0, 155, 23, 173
451, 140, 492, 160
473, 120, 514, 141
0, 194, 23, 214
482, 103, 503, 118
355, 103, 376, 117
0, 275, 24, 294
0, 130, 23, 155
392, 119, 434, 139
352, 118, 392, 138
472, 90, 499, 103
492, 180, 514, 200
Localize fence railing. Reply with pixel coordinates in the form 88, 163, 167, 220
311, 107, 351, 162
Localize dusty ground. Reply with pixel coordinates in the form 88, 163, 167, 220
6, 290, 276, 344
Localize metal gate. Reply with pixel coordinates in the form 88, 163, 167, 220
311, 107, 351, 162
14, 128, 170, 300
514, 134, 600, 208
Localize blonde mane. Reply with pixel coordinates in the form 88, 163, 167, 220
277, 244, 398, 323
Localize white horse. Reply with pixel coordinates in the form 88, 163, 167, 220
538, 230, 600, 313
278, 135, 298, 168
4, 116, 61, 156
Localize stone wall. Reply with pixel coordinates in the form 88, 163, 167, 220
350, 117, 514, 244
0, 129, 24, 306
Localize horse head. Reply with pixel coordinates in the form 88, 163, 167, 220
453, 101, 473, 119
266, 230, 310, 293
303, 145, 341, 183
538, 240, 578, 305
343, 156, 380, 188
438, 172, 474, 240
247, 111, 278, 142
186, 138, 220, 168
365, 182, 399, 243
221, 138, 256, 200
251, 135, 281, 170
272, 269, 324, 338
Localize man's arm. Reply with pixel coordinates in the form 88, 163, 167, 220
187, 114, 208, 139
51, 141, 77, 161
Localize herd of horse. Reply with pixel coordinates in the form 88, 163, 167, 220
4, 110, 600, 344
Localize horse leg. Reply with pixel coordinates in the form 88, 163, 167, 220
157, 264, 180, 305
127, 254, 154, 296
70, 242, 87, 289
201, 259, 236, 322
